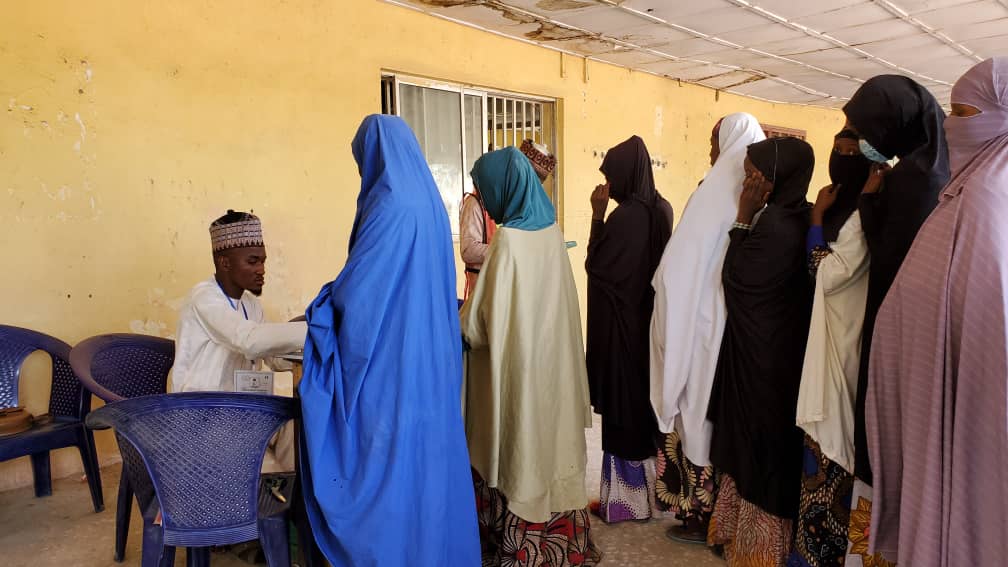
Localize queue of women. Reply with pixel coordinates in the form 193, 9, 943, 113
295, 57, 1007, 567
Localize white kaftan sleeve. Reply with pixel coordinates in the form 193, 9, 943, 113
192, 289, 307, 361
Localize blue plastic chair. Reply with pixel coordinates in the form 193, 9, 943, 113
0, 325, 103, 512
70, 333, 175, 562
86, 393, 297, 567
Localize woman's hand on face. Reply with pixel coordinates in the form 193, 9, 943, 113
737, 172, 770, 224
862, 163, 892, 194
591, 183, 610, 220
812, 184, 839, 224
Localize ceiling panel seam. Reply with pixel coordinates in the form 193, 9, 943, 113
871, 0, 983, 61
589, 0, 865, 86
725, 0, 954, 86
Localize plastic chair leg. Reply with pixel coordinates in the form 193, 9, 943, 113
29, 451, 52, 497
78, 430, 104, 512
114, 467, 133, 562
185, 547, 210, 567
140, 520, 174, 567
259, 516, 291, 567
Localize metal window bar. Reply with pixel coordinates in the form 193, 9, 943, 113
486, 95, 552, 152
381, 76, 396, 115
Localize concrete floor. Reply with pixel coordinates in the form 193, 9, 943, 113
0, 416, 723, 566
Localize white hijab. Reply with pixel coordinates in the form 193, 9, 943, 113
649, 112, 766, 466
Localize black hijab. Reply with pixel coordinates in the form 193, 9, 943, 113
844, 75, 948, 174
823, 129, 872, 243
843, 75, 950, 483
586, 135, 674, 460
748, 136, 815, 212
601, 135, 658, 205
598, 135, 675, 274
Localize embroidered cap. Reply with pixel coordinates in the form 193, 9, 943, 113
209, 210, 264, 252
519, 139, 557, 181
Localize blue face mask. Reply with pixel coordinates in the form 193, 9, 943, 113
858, 138, 890, 163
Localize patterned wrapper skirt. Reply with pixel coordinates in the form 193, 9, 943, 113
844, 479, 896, 567
473, 470, 601, 567
786, 435, 854, 567
708, 474, 793, 567
598, 453, 656, 523
655, 431, 717, 521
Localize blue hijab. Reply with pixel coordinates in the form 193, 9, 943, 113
299, 115, 480, 565
471, 146, 556, 230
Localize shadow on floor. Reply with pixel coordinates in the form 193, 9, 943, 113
0, 416, 723, 566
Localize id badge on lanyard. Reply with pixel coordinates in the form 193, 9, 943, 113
218, 280, 273, 393
235, 370, 274, 394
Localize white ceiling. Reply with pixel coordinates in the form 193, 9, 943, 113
385, 0, 1008, 108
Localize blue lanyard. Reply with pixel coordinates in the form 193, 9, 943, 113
217, 280, 249, 320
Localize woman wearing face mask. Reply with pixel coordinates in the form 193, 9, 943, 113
864, 57, 1008, 567
706, 137, 815, 566
787, 130, 873, 567
842, 75, 951, 485
838, 76, 950, 565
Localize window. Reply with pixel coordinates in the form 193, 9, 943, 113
381, 74, 558, 235
760, 123, 807, 141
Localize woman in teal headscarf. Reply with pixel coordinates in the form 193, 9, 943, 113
461, 147, 600, 566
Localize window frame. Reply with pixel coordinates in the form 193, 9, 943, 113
381, 72, 560, 236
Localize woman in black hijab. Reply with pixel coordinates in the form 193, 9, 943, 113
843, 75, 950, 486
586, 135, 674, 523
706, 136, 814, 565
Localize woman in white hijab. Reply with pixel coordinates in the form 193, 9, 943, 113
650, 112, 766, 542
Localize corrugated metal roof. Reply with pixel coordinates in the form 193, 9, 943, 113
386, 0, 1007, 108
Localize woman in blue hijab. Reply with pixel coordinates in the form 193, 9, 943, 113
299, 115, 480, 566
461, 147, 599, 566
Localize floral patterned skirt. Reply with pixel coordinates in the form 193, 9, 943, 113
709, 474, 793, 567
786, 435, 854, 567
598, 453, 656, 523
655, 431, 717, 521
844, 480, 896, 567
473, 470, 601, 567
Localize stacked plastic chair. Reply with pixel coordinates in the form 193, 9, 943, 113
70, 333, 174, 561
86, 392, 298, 567
0, 325, 103, 512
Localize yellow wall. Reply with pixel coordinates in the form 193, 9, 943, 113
0, 0, 844, 491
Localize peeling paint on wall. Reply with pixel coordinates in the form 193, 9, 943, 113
129, 319, 168, 337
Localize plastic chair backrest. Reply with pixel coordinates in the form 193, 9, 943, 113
0, 325, 86, 419
71, 334, 175, 403
87, 393, 296, 547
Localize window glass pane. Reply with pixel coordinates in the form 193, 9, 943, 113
399, 84, 463, 234
463, 94, 484, 194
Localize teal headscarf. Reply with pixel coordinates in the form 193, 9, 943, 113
471, 146, 556, 231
